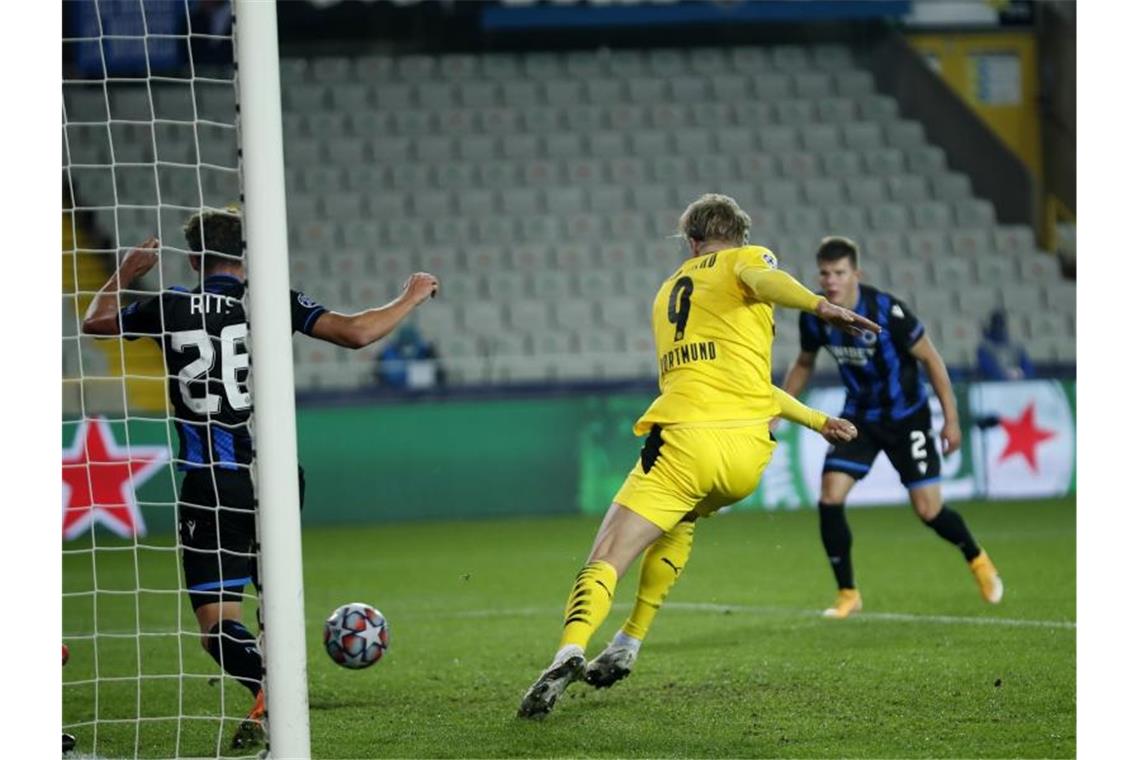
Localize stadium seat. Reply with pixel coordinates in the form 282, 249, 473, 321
1017, 253, 1062, 283
911, 201, 954, 230
863, 148, 906, 176
793, 72, 832, 99
815, 96, 857, 124
911, 288, 953, 317
439, 53, 478, 81
868, 204, 910, 232
957, 287, 1000, 316
885, 120, 925, 149
530, 329, 573, 357
761, 180, 800, 209
886, 259, 929, 291
862, 232, 906, 259
481, 53, 520, 80
508, 244, 549, 272
844, 176, 887, 204
553, 299, 595, 331
599, 300, 642, 330
779, 152, 821, 180
931, 172, 973, 202
804, 178, 844, 206
824, 206, 867, 235
948, 228, 990, 257
1044, 281, 1076, 313
774, 98, 816, 126
930, 258, 972, 289
759, 126, 798, 153
568, 212, 609, 242
821, 151, 863, 178
629, 76, 669, 105
462, 303, 506, 337
531, 270, 573, 299
575, 269, 619, 298
781, 207, 825, 236
506, 300, 551, 332
1002, 283, 1044, 314
554, 242, 593, 271
566, 105, 605, 133
955, 199, 997, 228
993, 225, 1037, 256
712, 74, 752, 101
1025, 312, 1068, 340
842, 122, 883, 151
834, 70, 875, 97
886, 175, 930, 204
576, 329, 622, 355
544, 79, 583, 108
898, 231, 940, 259
907, 146, 947, 175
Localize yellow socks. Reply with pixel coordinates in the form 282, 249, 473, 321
558, 560, 618, 650
621, 520, 695, 640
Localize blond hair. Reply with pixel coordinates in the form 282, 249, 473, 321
677, 193, 751, 246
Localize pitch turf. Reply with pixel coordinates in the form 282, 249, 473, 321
63, 497, 1075, 758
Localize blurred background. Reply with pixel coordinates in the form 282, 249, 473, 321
61, 0, 1076, 528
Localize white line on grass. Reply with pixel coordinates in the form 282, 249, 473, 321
438, 602, 1075, 630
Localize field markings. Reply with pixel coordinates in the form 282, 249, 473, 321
440, 602, 1075, 630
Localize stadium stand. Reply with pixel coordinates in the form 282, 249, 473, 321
62, 44, 1075, 391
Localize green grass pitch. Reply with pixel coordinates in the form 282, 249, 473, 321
63, 496, 1075, 758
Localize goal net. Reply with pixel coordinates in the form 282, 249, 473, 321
62, 2, 302, 756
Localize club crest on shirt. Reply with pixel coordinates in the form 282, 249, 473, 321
297, 292, 319, 309
858, 329, 878, 346
762, 252, 778, 269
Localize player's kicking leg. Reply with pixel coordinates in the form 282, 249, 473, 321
517, 502, 664, 719
585, 513, 697, 689
909, 484, 1003, 603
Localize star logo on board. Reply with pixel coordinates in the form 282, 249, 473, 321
61, 418, 169, 540
997, 403, 1056, 473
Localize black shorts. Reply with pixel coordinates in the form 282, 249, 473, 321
179, 467, 306, 610
822, 404, 941, 489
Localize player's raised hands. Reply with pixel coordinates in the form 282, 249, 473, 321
400, 272, 440, 306
814, 300, 881, 338
120, 236, 160, 279
941, 419, 962, 455
820, 417, 857, 445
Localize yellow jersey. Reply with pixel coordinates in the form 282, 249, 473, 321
634, 245, 811, 435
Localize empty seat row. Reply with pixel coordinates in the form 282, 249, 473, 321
283, 45, 857, 85
284, 155, 955, 202
283, 96, 900, 141
282, 125, 931, 167
283, 70, 875, 113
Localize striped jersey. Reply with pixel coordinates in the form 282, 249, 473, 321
799, 284, 928, 422
119, 273, 327, 470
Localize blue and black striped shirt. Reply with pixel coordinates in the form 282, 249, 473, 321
120, 274, 327, 471
799, 284, 928, 423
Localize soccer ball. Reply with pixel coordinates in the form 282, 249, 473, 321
323, 602, 389, 669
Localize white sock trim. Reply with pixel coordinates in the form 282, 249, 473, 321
612, 631, 643, 654
553, 644, 584, 665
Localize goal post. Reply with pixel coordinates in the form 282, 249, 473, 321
234, 1, 312, 757
61, 1, 310, 756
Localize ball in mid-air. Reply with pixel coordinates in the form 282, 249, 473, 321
323, 602, 388, 669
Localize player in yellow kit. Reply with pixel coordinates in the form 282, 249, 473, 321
517, 194, 881, 719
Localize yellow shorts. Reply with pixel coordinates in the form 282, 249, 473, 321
613, 423, 777, 532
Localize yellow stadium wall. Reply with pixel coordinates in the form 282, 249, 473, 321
906, 31, 1042, 182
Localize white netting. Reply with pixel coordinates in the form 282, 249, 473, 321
62, 2, 266, 756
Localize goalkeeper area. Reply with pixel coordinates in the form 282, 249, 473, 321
64, 497, 1074, 758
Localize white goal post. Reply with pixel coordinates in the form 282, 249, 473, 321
234, 1, 312, 757
61, 1, 310, 756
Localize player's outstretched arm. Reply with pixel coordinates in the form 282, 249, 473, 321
82, 237, 159, 336
309, 272, 439, 349
773, 386, 857, 443
909, 335, 961, 454
737, 266, 880, 337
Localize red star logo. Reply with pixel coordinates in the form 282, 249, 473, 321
997, 403, 1056, 473
62, 418, 169, 541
